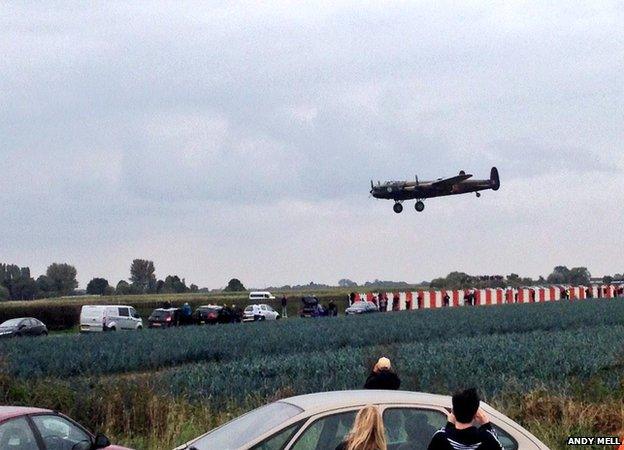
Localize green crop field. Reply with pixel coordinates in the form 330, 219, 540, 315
1, 299, 623, 449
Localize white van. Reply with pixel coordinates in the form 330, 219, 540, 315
80, 305, 143, 332
248, 291, 276, 301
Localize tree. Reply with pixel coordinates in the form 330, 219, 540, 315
603, 275, 614, 284
158, 275, 188, 294
129, 259, 156, 293
568, 267, 590, 285
0, 285, 9, 301
86, 278, 110, 295
338, 279, 358, 287
36, 275, 52, 294
12, 277, 39, 300
224, 278, 246, 292
115, 280, 132, 295
189, 284, 198, 292
546, 266, 570, 284
46, 263, 78, 296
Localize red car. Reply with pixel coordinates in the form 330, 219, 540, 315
0, 406, 131, 450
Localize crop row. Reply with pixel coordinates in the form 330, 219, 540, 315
157, 324, 624, 405
2, 299, 623, 379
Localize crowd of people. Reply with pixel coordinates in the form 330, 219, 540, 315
337, 356, 503, 450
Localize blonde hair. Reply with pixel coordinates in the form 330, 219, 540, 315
345, 405, 387, 450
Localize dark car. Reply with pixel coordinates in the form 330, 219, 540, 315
147, 308, 180, 328
300, 296, 328, 318
0, 317, 48, 338
345, 301, 379, 315
195, 305, 240, 325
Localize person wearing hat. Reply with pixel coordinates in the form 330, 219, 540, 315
364, 357, 401, 390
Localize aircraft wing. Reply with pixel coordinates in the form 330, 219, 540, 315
431, 173, 472, 187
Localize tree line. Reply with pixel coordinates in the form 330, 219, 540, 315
428, 266, 620, 290
0, 259, 208, 301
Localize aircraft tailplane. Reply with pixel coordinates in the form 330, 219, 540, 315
490, 167, 500, 191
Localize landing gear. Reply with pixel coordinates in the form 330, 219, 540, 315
393, 202, 403, 214
415, 201, 425, 212
476, 192, 481, 198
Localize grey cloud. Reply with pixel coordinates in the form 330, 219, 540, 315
1, 2, 623, 286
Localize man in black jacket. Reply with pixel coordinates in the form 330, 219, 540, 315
364, 357, 401, 390
428, 388, 503, 450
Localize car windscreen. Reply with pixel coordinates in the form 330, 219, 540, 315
189, 402, 303, 450
0, 318, 22, 327
150, 310, 171, 319
199, 307, 220, 312
244, 306, 254, 312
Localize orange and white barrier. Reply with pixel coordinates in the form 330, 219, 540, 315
351, 284, 620, 311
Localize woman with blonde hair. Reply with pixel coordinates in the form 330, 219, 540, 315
335, 404, 387, 450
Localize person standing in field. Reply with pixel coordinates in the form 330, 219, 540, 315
335, 405, 387, 450
379, 294, 387, 312
405, 294, 412, 310
281, 294, 288, 318
417, 292, 424, 309
364, 357, 401, 390
181, 302, 192, 325
427, 388, 503, 450
443, 292, 450, 307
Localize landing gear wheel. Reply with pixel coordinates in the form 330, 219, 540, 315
393, 203, 403, 214
415, 201, 425, 212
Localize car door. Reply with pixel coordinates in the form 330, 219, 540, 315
381, 406, 447, 450
30, 413, 93, 450
382, 405, 523, 450
129, 307, 140, 328
286, 408, 359, 450
0, 416, 40, 450
117, 307, 131, 329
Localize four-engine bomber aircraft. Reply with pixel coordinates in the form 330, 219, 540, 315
370, 167, 500, 213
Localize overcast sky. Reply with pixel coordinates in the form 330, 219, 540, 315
2, 1, 623, 289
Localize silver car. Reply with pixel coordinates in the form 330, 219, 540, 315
174, 390, 549, 450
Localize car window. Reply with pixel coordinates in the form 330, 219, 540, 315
383, 408, 446, 450
31, 414, 91, 449
118, 307, 130, 317
190, 402, 303, 450
129, 308, 139, 318
0, 417, 39, 450
250, 420, 304, 450
290, 410, 357, 450
491, 423, 518, 450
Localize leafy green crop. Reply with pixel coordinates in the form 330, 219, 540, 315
1, 298, 623, 380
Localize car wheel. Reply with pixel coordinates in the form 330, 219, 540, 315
137, 325, 143, 330
41, 331, 48, 337
109, 326, 116, 331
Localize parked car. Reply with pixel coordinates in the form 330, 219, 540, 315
0, 405, 131, 449
0, 318, 48, 338
345, 300, 379, 315
242, 304, 280, 322
79, 305, 143, 332
174, 390, 548, 450
148, 308, 180, 328
248, 291, 276, 301
300, 296, 328, 318
195, 305, 240, 325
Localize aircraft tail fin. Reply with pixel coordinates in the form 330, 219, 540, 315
490, 167, 500, 191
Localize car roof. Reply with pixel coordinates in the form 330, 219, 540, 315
199, 304, 222, 308
0, 406, 51, 421
278, 390, 453, 413
154, 307, 179, 311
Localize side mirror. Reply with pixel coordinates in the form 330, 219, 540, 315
93, 433, 111, 449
